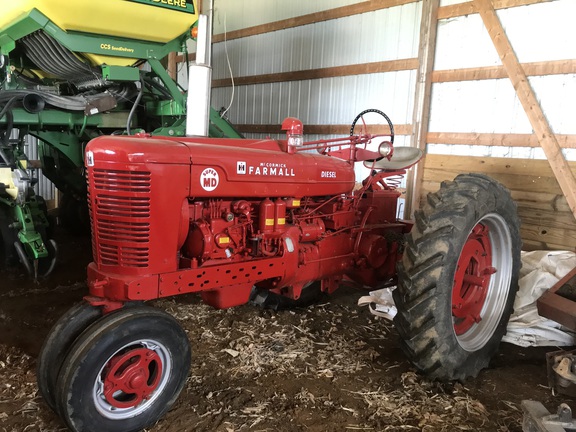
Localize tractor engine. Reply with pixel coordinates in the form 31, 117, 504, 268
85, 128, 412, 309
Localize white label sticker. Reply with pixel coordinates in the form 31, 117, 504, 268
237, 161, 246, 175
321, 170, 337, 178
86, 151, 95, 167
200, 168, 219, 192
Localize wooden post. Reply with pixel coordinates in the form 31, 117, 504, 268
405, 0, 439, 218
474, 0, 576, 221
167, 52, 177, 81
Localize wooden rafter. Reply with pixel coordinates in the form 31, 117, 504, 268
212, 0, 418, 43
439, 0, 551, 20
432, 59, 576, 83
167, 52, 177, 81
235, 123, 412, 136
427, 132, 576, 149
405, 0, 440, 218
211, 59, 418, 88
474, 0, 576, 220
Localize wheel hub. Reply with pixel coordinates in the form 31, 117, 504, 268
102, 347, 163, 409
452, 223, 496, 335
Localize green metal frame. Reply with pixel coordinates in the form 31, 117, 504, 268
0, 6, 243, 275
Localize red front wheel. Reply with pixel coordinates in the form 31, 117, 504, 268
55, 306, 191, 432
394, 174, 521, 381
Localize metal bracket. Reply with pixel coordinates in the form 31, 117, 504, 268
523, 400, 576, 432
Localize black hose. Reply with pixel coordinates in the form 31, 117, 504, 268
0, 97, 17, 167
2, 110, 13, 147
144, 77, 172, 99
0, 90, 86, 111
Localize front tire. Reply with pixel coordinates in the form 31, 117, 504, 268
393, 173, 521, 381
37, 301, 102, 412
55, 306, 191, 432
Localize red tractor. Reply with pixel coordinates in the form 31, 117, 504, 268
37, 110, 521, 432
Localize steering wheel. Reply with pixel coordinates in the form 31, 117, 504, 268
349, 109, 395, 145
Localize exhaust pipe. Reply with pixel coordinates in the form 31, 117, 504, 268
186, 0, 213, 137
22, 93, 46, 113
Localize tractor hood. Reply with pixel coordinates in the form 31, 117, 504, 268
85, 135, 356, 198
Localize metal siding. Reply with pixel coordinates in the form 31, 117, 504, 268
430, 0, 576, 162
23, 135, 56, 200
213, 0, 368, 34
429, 79, 532, 134
498, 1, 576, 63
212, 70, 416, 128
435, 14, 500, 70
212, 2, 421, 134
213, 4, 421, 80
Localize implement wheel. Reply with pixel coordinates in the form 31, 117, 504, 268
55, 306, 191, 432
37, 302, 102, 412
393, 174, 521, 381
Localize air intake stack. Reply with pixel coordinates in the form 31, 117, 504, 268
186, 0, 213, 137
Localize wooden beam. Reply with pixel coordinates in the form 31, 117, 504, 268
212, 0, 418, 43
427, 132, 576, 149
474, 0, 576, 220
167, 52, 177, 81
432, 59, 576, 83
438, 0, 551, 20
235, 123, 412, 136
175, 52, 196, 64
406, 0, 440, 218
211, 59, 418, 88
421, 154, 576, 250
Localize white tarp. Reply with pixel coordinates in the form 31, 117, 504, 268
503, 250, 576, 347
358, 251, 576, 347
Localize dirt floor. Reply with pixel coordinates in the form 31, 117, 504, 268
0, 228, 569, 432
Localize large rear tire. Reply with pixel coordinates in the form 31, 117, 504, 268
393, 174, 521, 381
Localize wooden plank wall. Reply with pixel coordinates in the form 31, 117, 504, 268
421, 155, 576, 251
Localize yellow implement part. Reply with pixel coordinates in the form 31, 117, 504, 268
1, 0, 198, 44
0, 168, 17, 200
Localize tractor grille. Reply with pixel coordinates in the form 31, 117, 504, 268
91, 169, 151, 268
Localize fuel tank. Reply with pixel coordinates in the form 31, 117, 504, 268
85, 135, 356, 198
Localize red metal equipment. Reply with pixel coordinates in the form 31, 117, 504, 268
84, 119, 409, 309
38, 111, 521, 432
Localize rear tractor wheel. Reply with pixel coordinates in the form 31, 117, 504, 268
393, 173, 521, 381
55, 306, 191, 432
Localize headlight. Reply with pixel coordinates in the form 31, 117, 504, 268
378, 141, 394, 159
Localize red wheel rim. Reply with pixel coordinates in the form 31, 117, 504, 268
102, 347, 163, 409
452, 223, 497, 335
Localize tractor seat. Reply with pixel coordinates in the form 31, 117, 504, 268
363, 147, 424, 171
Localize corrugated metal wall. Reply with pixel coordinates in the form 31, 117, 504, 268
25, 136, 55, 201
8, 132, 55, 201
212, 0, 360, 33
210, 1, 421, 137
